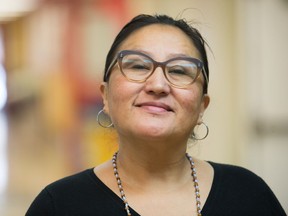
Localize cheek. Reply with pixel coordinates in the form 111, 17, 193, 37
106, 74, 138, 115
179, 89, 202, 112
177, 89, 204, 128
107, 79, 124, 110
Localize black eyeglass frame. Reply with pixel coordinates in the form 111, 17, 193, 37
104, 50, 209, 89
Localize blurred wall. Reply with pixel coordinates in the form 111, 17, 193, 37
235, 0, 288, 211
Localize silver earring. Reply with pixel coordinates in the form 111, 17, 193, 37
191, 122, 209, 140
97, 109, 113, 128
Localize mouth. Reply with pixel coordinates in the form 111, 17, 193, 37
135, 102, 174, 113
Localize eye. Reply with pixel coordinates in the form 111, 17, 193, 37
130, 62, 150, 70
167, 66, 187, 75
167, 61, 198, 79
122, 57, 152, 71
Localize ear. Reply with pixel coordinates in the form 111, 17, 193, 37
197, 94, 210, 124
100, 82, 109, 114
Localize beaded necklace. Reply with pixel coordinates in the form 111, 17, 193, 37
112, 152, 202, 216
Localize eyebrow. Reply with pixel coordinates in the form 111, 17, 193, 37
128, 48, 197, 60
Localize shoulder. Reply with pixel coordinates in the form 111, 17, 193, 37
45, 168, 95, 193
41, 168, 110, 206
26, 169, 97, 216
203, 161, 286, 215
26, 168, 129, 216
208, 161, 268, 191
37, 168, 102, 207
209, 161, 261, 180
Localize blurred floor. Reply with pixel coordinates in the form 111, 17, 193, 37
0, 99, 117, 216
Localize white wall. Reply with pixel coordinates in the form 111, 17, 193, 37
235, 0, 288, 211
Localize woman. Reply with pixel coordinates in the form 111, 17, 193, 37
26, 14, 286, 216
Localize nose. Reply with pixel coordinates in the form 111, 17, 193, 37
144, 67, 170, 95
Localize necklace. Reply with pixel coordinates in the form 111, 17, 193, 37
112, 152, 202, 216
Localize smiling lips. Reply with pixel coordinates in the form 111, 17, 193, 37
135, 102, 173, 113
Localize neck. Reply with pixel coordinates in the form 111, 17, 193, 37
115, 137, 191, 189
119, 135, 188, 166
112, 151, 202, 216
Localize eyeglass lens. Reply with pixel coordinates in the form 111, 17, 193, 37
119, 53, 200, 87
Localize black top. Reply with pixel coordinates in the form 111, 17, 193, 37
25, 162, 286, 216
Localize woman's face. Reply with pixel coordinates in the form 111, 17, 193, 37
101, 24, 209, 142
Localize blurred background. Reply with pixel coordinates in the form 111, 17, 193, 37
0, 0, 287, 215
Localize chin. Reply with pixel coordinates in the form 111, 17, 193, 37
133, 125, 172, 139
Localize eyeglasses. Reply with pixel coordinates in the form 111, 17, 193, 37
105, 50, 208, 89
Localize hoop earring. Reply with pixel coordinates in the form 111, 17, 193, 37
97, 109, 113, 128
191, 122, 209, 140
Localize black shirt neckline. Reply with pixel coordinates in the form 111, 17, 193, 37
88, 161, 219, 216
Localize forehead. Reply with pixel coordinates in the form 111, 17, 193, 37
117, 24, 200, 60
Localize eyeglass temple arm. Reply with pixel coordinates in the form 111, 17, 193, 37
202, 67, 209, 86
105, 56, 118, 81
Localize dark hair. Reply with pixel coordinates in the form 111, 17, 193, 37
103, 14, 209, 94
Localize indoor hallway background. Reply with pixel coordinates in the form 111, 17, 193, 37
0, 0, 287, 215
